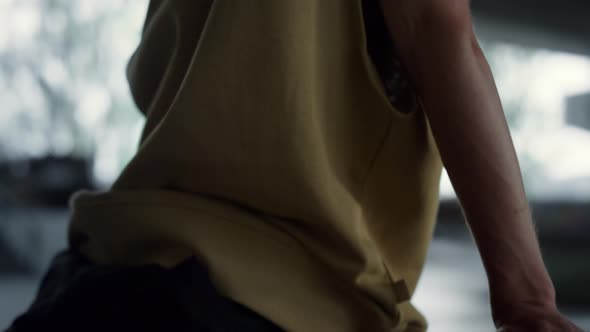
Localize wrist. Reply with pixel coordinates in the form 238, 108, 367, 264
484, 247, 555, 307
489, 270, 556, 311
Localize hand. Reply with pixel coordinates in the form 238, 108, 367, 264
494, 302, 583, 332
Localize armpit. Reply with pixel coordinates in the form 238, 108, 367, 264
362, 0, 420, 114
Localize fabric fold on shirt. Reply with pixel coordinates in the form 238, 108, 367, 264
69, 1, 443, 331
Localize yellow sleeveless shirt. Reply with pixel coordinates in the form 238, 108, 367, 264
69, 1, 443, 331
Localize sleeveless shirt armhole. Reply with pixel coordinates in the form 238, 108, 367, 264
361, 0, 421, 115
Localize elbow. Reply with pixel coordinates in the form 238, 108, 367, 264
413, 1, 482, 64
417, 0, 474, 37
380, 1, 484, 88
409, 2, 480, 65
380, 0, 476, 58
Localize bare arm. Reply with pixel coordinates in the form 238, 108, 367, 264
378, 1, 581, 330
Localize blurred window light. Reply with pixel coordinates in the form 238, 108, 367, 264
0, 0, 146, 184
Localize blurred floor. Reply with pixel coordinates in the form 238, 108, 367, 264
1, 210, 588, 331
414, 229, 590, 331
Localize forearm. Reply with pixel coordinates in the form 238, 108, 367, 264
380, 2, 555, 308
415, 33, 554, 307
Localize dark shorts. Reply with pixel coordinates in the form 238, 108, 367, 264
7, 249, 284, 332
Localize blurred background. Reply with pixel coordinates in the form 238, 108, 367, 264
0, 0, 588, 330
